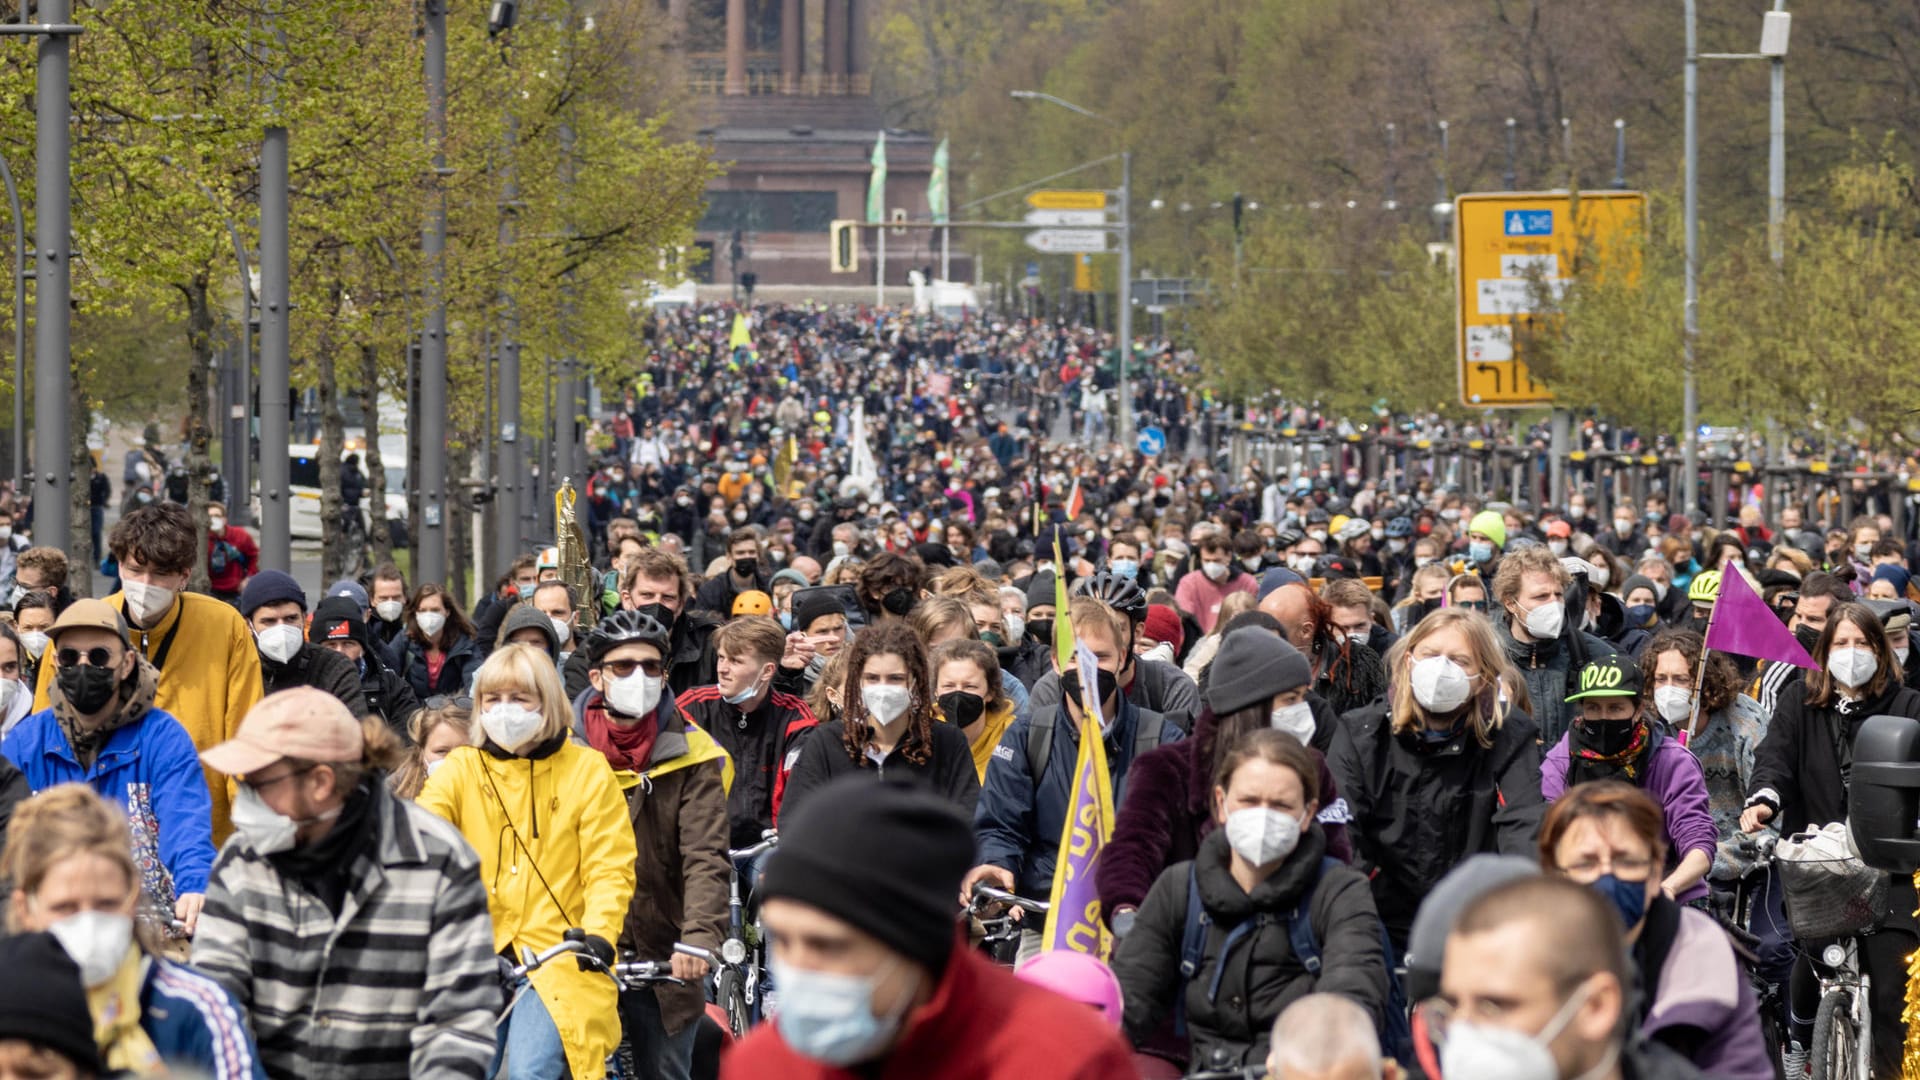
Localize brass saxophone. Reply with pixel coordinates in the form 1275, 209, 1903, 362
554, 478, 601, 630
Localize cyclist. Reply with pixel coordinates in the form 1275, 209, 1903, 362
416, 644, 638, 1080
1541, 653, 1716, 906
1493, 546, 1613, 748
620, 548, 721, 695
1266, 993, 1389, 1080
241, 572, 368, 714
1100, 627, 1352, 931
1434, 875, 1706, 1080
721, 776, 1135, 1078
394, 584, 483, 701
1025, 570, 1200, 733
388, 697, 473, 800
1539, 781, 1771, 1079
783, 622, 979, 817
677, 615, 818, 850
577, 610, 733, 1080
3, 784, 263, 1078
1742, 599, 1920, 1075
309, 595, 422, 741
931, 638, 1017, 782
1014, 951, 1124, 1029
1328, 607, 1544, 954
194, 688, 498, 1078
1110, 728, 1386, 1072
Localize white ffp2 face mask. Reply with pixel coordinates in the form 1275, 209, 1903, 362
122, 579, 176, 625
606, 670, 663, 718
47, 909, 135, 988
480, 702, 545, 753
1653, 685, 1694, 725
374, 599, 404, 623
1829, 646, 1878, 689
255, 623, 304, 664
415, 610, 447, 638
1410, 655, 1475, 713
862, 684, 911, 726
1223, 807, 1303, 867
1269, 701, 1316, 743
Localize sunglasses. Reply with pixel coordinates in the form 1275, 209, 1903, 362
601, 658, 665, 679
425, 695, 473, 711
57, 646, 119, 668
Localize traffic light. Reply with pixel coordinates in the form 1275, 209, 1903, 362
740, 271, 758, 296
830, 220, 858, 274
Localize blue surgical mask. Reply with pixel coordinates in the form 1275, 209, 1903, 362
1624, 603, 1656, 628
1590, 872, 1649, 930
1109, 558, 1139, 581
768, 955, 910, 1066
1469, 540, 1495, 565
779, 611, 794, 630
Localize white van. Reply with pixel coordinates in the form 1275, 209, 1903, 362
288, 442, 410, 544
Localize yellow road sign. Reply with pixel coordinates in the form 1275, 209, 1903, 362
1027, 189, 1109, 211
1455, 191, 1646, 409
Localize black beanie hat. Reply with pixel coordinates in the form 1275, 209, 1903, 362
761, 776, 974, 978
241, 569, 308, 618
793, 590, 848, 635
1206, 628, 1312, 716
310, 595, 370, 650
0, 932, 106, 1074
1024, 569, 1058, 611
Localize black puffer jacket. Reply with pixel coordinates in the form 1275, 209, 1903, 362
1748, 677, 1920, 836
1329, 701, 1545, 951
1111, 827, 1387, 1072
261, 642, 370, 716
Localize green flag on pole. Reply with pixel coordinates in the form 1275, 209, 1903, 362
866, 131, 888, 225
929, 137, 949, 225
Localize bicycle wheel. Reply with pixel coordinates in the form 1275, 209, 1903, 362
716, 966, 750, 1037
1809, 987, 1859, 1080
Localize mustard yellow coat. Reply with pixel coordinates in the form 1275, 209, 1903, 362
417, 740, 638, 1080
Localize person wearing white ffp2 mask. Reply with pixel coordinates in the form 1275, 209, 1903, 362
5, 784, 265, 1074
1107, 730, 1383, 1071
1436, 876, 1638, 1080
240, 571, 369, 717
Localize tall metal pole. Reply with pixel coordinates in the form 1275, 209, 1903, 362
259, 120, 291, 570
1116, 148, 1134, 444
876, 223, 886, 308
32, 0, 71, 548
417, 0, 450, 584
0, 153, 25, 498
1503, 117, 1517, 189
556, 100, 578, 499
1682, 0, 1700, 514
1769, 1, 1786, 266
1613, 119, 1628, 189
496, 110, 523, 561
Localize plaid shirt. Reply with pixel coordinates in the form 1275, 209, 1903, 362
191, 785, 499, 1080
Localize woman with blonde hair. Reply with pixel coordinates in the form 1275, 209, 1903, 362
5, 783, 262, 1078
1327, 606, 1546, 951
417, 643, 637, 1080
387, 698, 475, 800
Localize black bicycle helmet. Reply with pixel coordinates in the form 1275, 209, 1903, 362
586, 609, 671, 664
1073, 568, 1149, 623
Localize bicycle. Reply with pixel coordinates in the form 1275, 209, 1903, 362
1719, 832, 1791, 1073
966, 882, 1050, 966
1742, 829, 1884, 1080
503, 932, 694, 1079
717, 829, 779, 1036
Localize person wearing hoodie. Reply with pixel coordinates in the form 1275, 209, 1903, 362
1492, 546, 1613, 748
498, 597, 563, 662
1099, 627, 1353, 933
309, 596, 422, 742
239, 571, 368, 716
1539, 653, 1717, 906
1, 598, 216, 937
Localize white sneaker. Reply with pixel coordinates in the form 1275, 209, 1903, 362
1782, 1041, 1809, 1077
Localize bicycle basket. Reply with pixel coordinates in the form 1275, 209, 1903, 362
1776, 852, 1887, 940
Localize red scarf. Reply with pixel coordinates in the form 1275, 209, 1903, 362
584, 698, 658, 773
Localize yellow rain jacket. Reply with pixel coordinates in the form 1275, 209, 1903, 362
417, 738, 638, 1080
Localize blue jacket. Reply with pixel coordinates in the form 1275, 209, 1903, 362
2, 705, 215, 895
974, 696, 1185, 899
141, 955, 269, 1079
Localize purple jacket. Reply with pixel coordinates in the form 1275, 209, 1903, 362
1542, 727, 1717, 904
1640, 901, 1776, 1080
1097, 705, 1352, 917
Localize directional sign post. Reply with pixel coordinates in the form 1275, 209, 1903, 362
1025, 229, 1110, 254
1137, 426, 1166, 457
1455, 191, 1647, 409
1025, 208, 1108, 227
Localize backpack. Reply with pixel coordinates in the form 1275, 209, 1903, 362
1174, 856, 1413, 1066
1025, 701, 1166, 780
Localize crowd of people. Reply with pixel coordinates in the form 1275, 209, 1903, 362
0, 303, 1911, 1080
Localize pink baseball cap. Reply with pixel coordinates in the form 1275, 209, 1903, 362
201, 687, 363, 776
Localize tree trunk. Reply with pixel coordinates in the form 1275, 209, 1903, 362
318, 287, 347, 583
65, 361, 92, 599
180, 272, 215, 595
361, 342, 392, 563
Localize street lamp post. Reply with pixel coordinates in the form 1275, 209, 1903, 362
1009, 90, 1133, 444
417, 0, 450, 584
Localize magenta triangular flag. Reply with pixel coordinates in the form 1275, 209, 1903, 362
1704, 565, 1818, 669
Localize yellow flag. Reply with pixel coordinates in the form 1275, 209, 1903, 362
1053, 537, 1073, 671
729, 313, 753, 351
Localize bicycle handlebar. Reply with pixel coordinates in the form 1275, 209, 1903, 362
729, 829, 779, 862
970, 883, 1051, 916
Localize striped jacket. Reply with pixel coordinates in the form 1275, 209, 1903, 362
190, 783, 500, 1080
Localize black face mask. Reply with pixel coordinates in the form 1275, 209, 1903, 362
938, 690, 986, 728
635, 602, 679, 630
1027, 618, 1054, 645
1580, 718, 1641, 757
733, 558, 759, 579
1794, 623, 1821, 652
57, 663, 120, 715
881, 587, 918, 616
1061, 666, 1120, 721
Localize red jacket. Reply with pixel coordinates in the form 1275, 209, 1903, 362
207, 525, 259, 595
722, 941, 1137, 1080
